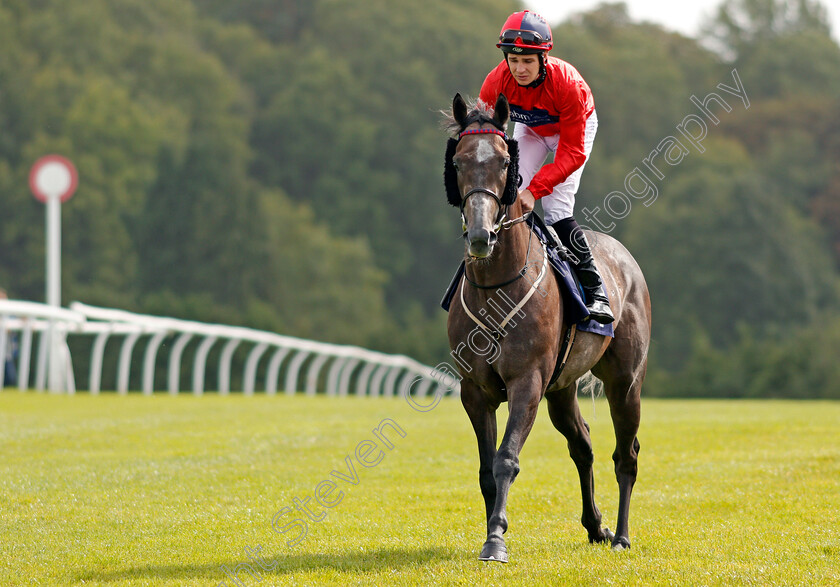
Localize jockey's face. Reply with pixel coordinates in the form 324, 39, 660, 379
506, 54, 540, 86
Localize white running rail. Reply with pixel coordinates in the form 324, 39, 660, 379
0, 299, 455, 398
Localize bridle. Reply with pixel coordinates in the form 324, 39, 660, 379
455, 128, 534, 289
460, 187, 508, 237
456, 127, 530, 240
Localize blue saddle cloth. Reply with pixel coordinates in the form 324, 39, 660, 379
440, 215, 614, 338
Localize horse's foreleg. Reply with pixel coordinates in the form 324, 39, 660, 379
545, 385, 610, 544
460, 384, 499, 535
480, 377, 542, 563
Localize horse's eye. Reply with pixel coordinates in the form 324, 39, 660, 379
453, 162, 460, 171
503, 159, 510, 169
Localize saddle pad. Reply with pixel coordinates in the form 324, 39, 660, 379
440, 217, 614, 338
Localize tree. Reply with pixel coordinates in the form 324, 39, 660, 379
703, 0, 832, 60
623, 137, 840, 370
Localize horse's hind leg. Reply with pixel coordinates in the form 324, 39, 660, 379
602, 370, 643, 551
545, 385, 611, 544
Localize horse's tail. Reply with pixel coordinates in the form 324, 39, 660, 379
577, 342, 649, 417
577, 371, 604, 418
578, 371, 604, 399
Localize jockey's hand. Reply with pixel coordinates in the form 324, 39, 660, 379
518, 189, 535, 214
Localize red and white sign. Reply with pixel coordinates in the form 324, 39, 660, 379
29, 155, 78, 203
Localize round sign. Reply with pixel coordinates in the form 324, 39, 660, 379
30, 155, 78, 203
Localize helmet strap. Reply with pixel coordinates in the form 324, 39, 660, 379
527, 53, 548, 88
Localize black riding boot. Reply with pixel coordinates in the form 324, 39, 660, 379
551, 217, 615, 324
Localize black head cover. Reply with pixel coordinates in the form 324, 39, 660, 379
444, 137, 460, 207
444, 92, 520, 207
502, 137, 519, 206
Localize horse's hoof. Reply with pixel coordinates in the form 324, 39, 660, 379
611, 536, 631, 551
478, 541, 508, 563
589, 527, 614, 544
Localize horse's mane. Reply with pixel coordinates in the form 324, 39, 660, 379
441, 98, 502, 137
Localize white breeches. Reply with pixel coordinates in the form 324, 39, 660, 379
514, 110, 598, 224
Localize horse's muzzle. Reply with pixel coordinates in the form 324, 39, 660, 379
467, 227, 497, 258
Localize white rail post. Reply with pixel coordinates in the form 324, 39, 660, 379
369, 364, 390, 397
397, 370, 417, 399
326, 357, 349, 397
243, 342, 269, 396
88, 330, 111, 394
338, 358, 360, 397
35, 329, 48, 392
142, 331, 168, 395
117, 331, 142, 394
192, 336, 218, 395
304, 354, 329, 396
383, 367, 402, 398
265, 348, 291, 395
168, 333, 194, 395
355, 362, 378, 397
63, 339, 76, 395
285, 351, 310, 395
218, 339, 241, 395
18, 322, 33, 391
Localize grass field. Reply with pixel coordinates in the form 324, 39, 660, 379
1, 391, 838, 586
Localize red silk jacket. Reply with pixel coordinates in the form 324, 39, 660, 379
478, 56, 595, 199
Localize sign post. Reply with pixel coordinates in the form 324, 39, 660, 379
30, 155, 78, 393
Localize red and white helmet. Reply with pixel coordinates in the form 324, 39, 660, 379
496, 10, 553, 55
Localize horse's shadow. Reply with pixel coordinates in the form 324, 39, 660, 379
75, 546, 459, 583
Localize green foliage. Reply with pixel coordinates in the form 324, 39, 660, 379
555, 4, 719, 158
550, 3, 723, 233
703, 0, 833, 59
651, 318, 840, 398
623, 136, 840, 370
1, 0, 840, 395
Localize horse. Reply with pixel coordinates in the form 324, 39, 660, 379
443, 92, 652, 562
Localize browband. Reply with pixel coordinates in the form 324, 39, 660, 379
458, 128, 507, 140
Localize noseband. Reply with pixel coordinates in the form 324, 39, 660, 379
460, 187, 507, 236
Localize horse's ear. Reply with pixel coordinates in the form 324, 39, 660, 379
501, 138, 520, 205
453, 93, 468, 129
493, 93, 510, 130
444, 138, 461, 207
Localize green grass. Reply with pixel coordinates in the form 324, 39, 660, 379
1, 391, 839, 586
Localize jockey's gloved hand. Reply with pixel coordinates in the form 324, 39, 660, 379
518, 189, 535, 213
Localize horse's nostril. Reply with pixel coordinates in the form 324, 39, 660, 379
468, 228, 492, 244
467, 228, 495, 258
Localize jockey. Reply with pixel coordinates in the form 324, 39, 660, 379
478, 10, 614, 324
